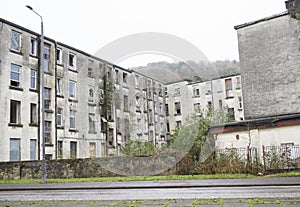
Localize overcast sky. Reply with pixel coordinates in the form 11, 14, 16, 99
1, 0, 286, 67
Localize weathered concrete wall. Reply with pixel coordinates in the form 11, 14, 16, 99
237, 14, 300, 119
0, 152, 192, 180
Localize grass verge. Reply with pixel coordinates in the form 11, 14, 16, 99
0, 171, 299, 184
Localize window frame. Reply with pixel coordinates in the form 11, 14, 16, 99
10, 30, 21, 52
30, 38, 38, 56
30, 69, 37, 90
57, 107, 63, 127
69, 80, 76, 99
10, 64, 21, 88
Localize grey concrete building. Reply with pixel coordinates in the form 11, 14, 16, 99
165, 75, 244, 136
235, 0, 300, 119
0, 17, 170, 161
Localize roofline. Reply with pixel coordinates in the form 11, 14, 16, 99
234, 11, 289, 30
0, 17, 56, 43
0, 17, 133, 74
210, 113, 300, 134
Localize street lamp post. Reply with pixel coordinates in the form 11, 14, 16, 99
26, 5, 46, 184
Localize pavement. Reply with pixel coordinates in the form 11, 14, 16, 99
1, 177, 300, 191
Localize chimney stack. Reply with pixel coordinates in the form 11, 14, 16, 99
286, 0, 300, 19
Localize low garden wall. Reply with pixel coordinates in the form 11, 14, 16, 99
0, 152, 192, 180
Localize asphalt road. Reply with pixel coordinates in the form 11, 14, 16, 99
1, 177, 300, 206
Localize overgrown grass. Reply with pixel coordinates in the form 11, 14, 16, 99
0, 171, 299, 184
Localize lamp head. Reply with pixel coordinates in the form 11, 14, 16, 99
26, 5, 33, 10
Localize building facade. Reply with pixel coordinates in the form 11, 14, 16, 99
212, 0, 300, 156
0, 17, 246, 162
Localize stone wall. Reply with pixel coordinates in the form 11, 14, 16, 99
236, 14, 300, 119
0, 152, 192, 180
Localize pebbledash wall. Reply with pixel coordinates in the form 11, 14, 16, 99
213, 0, 300, 156
236, 6, 300, 120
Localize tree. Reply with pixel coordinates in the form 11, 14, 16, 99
170, 107, 231, 161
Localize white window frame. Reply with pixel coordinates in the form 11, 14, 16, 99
30, 38, 37, 56
193, 85, 200, 97
68, 53, 77, 70
56, 48, 62, 64
88, 86, 94, 103
45, 121, 51, 144
10, 64, 21, 88
57, 108, 63, 127
206, 82, 212, 94
43, 45, 50, 72
56, 77, 63, 96
89, 113, 96, 132
10, 100, 21, 124
44, 88, 51, 110
30, 103, 37, 125
69, 81, 76, 99
88, 59, 94, 78
174, 85, 180, 96
70, 110, 76, 129
30, 69, 37, 90
10, 30, 21, 52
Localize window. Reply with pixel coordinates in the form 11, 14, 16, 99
30, 103, 37, 125
10, 31, 21, 52
108, 128, 114, 146
216, 80, 222, 92
194, 103, 200, 112
56, 48, 62, 64
10, 138, 20, 161
88, 86, 94, 103
136, 96, 141, 111
236, 76, 241, 89
88, 59, 94, 77
30, 38, 37, 56
164, 87, 168, 96
165, 104, 169, 116
45, 121, 51, 143
175, 102, 181, 115
69, 53, 77, 70
57, 141, 63, 159
176, 121, 182, 129
137, 118, 142, 133
69, 81, 76, 99
115, 70, 119, 84
89, 142, 96, 158
219, 99, 223, 109
30, 139, 37, 160
124, 95, 129, 112
44, 88, 51, 110
225, 78, 233, 98
238, 96, 243, 109
135, 75, 140, 88
10, 64, 21, 88
158, 84, 163, 96
174, 85, 180, 96
56, 77, 63, 96
206, 82, 211, 94
207, 101, 212, 108
123, 73, 128, 87
228, 108, 235, 121
193, 85, 200, 96
70, 110, 76, 129
89, 113, 96, 132
43, 45, 50, 72
57, 108, 63, 126
70, 141, 77, 159
10, 100, 21, 124
159, 103, 163, 115
30, 69, 37, 89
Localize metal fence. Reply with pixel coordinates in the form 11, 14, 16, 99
262, 145, 300, 172
215, 145, 300, 173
